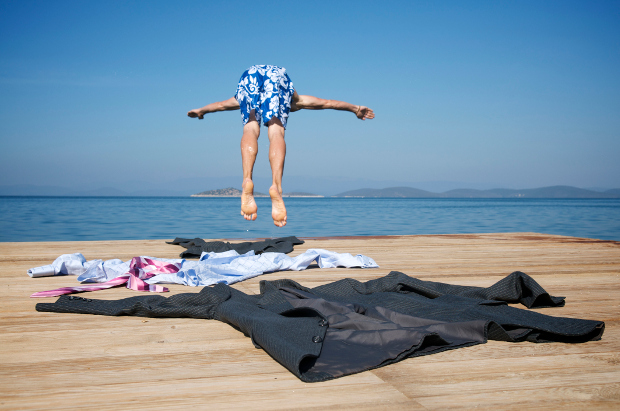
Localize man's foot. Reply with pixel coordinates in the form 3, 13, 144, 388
269, 185, 287, 227
240, 179, 257, 221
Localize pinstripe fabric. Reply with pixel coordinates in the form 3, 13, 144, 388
36, 271, 604, 382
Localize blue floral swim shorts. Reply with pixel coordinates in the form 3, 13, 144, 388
234, 65, 295, 129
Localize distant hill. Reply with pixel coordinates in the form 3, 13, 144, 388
605, 188, 620, 197
334, 185, 620, 198
436, 186, 614, 198
191, 187, 267, 197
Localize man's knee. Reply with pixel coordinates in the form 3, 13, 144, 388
243, 118, 260, 138
267, 117, 285, 140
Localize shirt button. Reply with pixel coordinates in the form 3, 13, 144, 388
312, 336, 323, 343
318, 319, 328, 327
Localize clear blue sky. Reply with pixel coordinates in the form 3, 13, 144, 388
1, 0, 619, 193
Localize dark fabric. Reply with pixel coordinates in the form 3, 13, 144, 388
36, 271, 604, 383
166, 236, 304, 258
279, 287, 488, 378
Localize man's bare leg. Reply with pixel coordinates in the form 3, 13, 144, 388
240, 117, 260, 221
267, 117, 287, 227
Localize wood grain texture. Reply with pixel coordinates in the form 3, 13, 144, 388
0, 233, 618, 410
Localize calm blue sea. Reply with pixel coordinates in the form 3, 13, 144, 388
1, 196, 619, 242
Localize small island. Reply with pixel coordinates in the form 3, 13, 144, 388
191, 188, 323, 198
191, 187, 267, 197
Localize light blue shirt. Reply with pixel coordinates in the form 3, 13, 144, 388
28, 249, 379, 287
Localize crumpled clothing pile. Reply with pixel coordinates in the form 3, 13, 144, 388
28, 248, 378, 290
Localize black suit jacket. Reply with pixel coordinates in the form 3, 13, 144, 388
37, 271, 604, 382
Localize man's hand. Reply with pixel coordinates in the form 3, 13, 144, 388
187, 109, 205, 120
356, 106, 375, 121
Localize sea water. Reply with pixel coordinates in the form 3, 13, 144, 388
0, 196, 619, 242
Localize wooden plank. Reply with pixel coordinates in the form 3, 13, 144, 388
0, 233, 618, 410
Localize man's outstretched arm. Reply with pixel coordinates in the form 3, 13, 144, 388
187, 97, 240, 119
291, 93, 375, 120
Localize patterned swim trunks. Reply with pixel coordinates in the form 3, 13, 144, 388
234, 65, 295, 128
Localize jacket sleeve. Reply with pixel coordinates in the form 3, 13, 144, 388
35, 284, 231, 319
387, 271, 565, 308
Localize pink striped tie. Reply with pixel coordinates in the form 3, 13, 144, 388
30, 257, 180, 298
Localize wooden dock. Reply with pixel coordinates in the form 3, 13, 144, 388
1, 233, 619, 410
